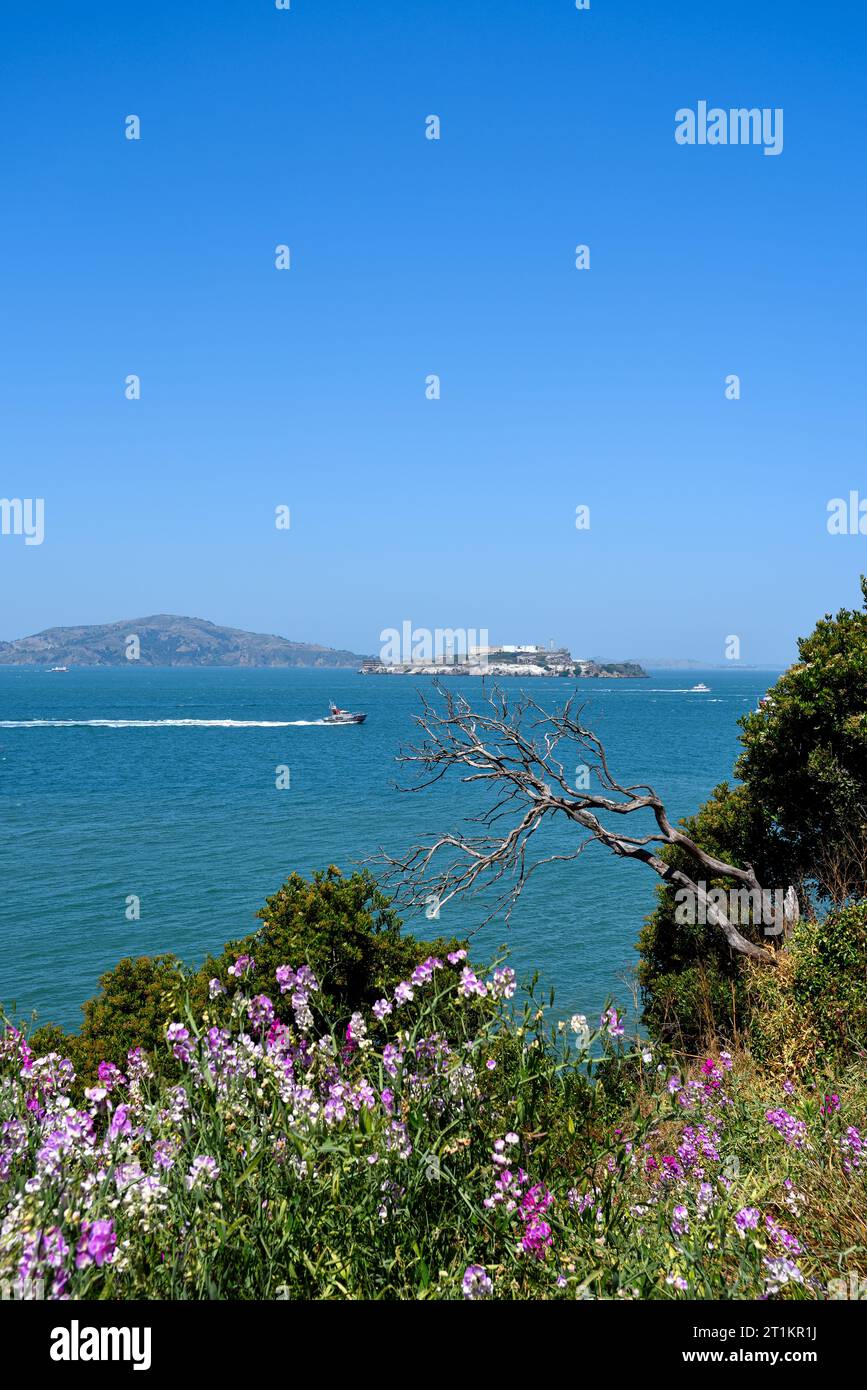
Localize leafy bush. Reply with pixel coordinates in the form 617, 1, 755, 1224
194, 866, 464, 1025
640, 578, 867, 1050
746, 902, 867, 1069
736, 579, 867, 889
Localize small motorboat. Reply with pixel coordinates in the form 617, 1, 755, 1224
47, 666, 69, 673
323, 702, 367, 725
690, 682, 710, 692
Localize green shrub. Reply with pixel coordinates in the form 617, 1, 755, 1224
747, 901, 867, 1068
193, 865, 464, 1027
640, 578, 867, 1049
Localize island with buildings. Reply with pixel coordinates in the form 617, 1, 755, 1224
361, 643, 647, 679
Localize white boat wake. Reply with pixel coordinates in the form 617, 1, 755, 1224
0, 718, 338, 729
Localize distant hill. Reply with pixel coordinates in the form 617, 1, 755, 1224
0, 615, 371, 668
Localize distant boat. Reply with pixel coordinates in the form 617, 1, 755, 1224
690, 682, 710, 692
47, 666, 68, 673
323, 701, 367, 725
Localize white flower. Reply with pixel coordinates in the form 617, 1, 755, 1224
570, 1014, 591, 1049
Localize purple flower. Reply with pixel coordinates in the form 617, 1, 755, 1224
108, 1104, 132, 1140
696, 1183, 715, 1218
489, 966, 517, 1000
670, 1204, 689, 1237
97, 1061, 126, 1092
765, 1215, 802, 1256
600, 1007, 625, 1038
165, 1022, 192, 1063
227, 954, 255, 979
734, 1207, 761, 1235
765, 1108, 808, 1150
520, 1183, 553, 1219
19, 1226, 69, 1289
153, 1140, 176, 1170
841, 1126, 863, 1173
247, 994, 275, 1029
185, 1155, 220, 1190
458, 967, 487, 999
411, 958, 441, 987
126, 1047, 151, 1081
520, 1218, 554, 1259
447, 949, 467, 965
294, 965, 319, 992
701, 1058, 723, 1092
462, 1264, 493, 1298
763, 1257, 803, 1296
75, 1219, 117, 1270
372, 998, 392, 1021
275, 965, 296, 994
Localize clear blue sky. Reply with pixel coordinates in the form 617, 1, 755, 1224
1, 0, 865, 664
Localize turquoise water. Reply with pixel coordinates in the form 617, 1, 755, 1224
0, 667, 780, 1031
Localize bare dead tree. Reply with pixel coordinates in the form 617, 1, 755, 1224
379, 684, 779, 966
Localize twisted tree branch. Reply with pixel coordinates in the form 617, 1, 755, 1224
378, 684, 779, 966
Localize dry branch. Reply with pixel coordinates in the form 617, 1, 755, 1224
379, 684, 778, 966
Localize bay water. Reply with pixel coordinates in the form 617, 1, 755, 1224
0, 666, 780, 1031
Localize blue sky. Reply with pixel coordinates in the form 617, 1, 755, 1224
1, 0, 865, 663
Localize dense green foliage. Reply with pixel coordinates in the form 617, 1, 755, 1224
737, 579, 867, 889
746, 902, 867, 1069
639, 579, 867, 1051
